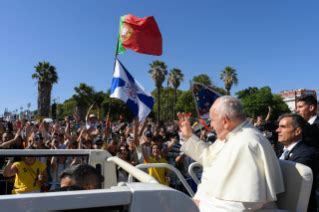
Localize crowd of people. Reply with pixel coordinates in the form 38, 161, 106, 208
0, 95, 318, 211
0, 103, 197, 195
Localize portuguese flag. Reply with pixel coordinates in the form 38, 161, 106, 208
117, 14, 162, 56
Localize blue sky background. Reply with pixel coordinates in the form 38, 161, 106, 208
1, 0, 318, 114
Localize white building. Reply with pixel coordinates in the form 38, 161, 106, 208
279, 89, 317, 112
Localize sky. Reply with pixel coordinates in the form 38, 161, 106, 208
1, 0, 319, 114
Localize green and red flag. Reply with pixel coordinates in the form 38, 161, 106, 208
117, 14, 162, 56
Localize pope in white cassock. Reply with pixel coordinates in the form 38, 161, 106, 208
178, 96, 284, 211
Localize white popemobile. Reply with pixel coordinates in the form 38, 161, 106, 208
0, 149, 198, 212
0, 149, 313, 212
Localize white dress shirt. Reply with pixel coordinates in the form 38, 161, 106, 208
308, 115, 318, 125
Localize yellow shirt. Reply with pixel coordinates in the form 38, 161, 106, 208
145, 156, 169, 185
12, 160, 46, 194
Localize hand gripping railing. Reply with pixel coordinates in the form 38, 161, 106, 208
188, 162, 202, 186
107, 156, 158, 184
129, 163, 195, 197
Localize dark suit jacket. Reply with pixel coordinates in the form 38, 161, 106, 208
312, 116, 319, 126
285, 141, 318, 212
303, 119, 319, 150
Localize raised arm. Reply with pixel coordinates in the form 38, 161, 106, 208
177, 112, 210, 164
138, 118, 149, 138
141, 144, 150, 162
104, 108, 111, 138
3, 158, 18, 177
177, 112, 193, 141
0, 129, 21, 149
133, 118, 140, 147
77, 127, 87, 149
85, 103, 95, 123
265, 106, 272, 122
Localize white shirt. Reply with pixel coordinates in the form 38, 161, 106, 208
308, 115, 318, 125
279, 140, 301, 160
282, 140, 301, 152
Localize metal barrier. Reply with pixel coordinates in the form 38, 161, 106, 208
187, 162, 202, 186
130, 163, 195, 197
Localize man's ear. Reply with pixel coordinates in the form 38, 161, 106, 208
295, 127, 302, 137
309, 105, 315, 113
223, 116, 231, 129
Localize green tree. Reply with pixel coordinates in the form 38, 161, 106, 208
168, 68, 184, 119
220, 66, 238, 95
56, 87, 138, 122
236, 86, 290, 120
149, 60, 168, 122
271, 94, 291, 119
175, 90, 197, 117
93, 91, 106, 119
151, 87, 178, 122
104, 90, 134, 122
192, 74, 227, 95
192, 74, 212, 86
212, 86, 227, 96
32, 61, 58, 117
57, 99, 77, 120
72, 83, 95, 120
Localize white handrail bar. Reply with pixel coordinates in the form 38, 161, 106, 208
107, 156, 158, 184
130, 163, 195, 197
188, 162, 202, 186
0, 149, 104, 156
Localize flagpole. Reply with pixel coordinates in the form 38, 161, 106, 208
113, 35, 120, 73
108, 33, 120, 123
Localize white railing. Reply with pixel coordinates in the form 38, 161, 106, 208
107, 156, 158, 184
0, 149, 102, 156
187, 162, 202, 186
130, 163, 195, 197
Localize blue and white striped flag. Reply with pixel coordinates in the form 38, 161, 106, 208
110, 59, 154, 121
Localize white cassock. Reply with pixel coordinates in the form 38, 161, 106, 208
181, 120, 284, 211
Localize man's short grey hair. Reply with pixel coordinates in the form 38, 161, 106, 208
278, 113, 306, 130
215, 96, 246, 120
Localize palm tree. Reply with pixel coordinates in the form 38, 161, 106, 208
32, 61, 58, 117
149, 60, 168, 122
168, 68, 184, 119
220, 66, 238, 95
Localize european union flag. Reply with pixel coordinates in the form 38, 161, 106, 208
191, 81, 221, 119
